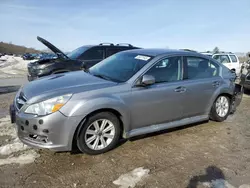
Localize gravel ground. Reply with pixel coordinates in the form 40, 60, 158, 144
0, 92, 250, 188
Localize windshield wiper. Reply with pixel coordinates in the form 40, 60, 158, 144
92, 73, 122, 83
93, 74, 111, 81
84, 68, 89, 73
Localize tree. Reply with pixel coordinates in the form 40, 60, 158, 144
213, 47, 220, 53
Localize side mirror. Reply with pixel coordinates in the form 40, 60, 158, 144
231, 69, 236, 73
81, 62, 87, 71
138, 75, 155, 86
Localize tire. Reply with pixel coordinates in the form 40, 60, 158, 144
77, 112, 121, 155
244, 87, 249, 92
210, 95, 231, 122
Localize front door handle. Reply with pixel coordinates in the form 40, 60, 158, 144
174, 86, 186, 93
212, 81, 220, 87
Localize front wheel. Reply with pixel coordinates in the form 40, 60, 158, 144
210, 95, 231, 122
77, 112, 121, 155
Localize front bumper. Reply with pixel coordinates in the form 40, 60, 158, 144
11, 107, 83, 151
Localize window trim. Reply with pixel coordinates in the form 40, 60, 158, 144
229, 54, 238, 63
183, 55, 221, 81
220, 55, 231, 64
213, 54, 231, 64
133, 55, 184, 87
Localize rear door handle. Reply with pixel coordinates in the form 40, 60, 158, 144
174, 86, 186, 93
212, 81, 220, 87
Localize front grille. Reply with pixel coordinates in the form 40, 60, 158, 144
28, 134, 48, 143
16, 92, 27, 110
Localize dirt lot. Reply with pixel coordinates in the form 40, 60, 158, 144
0, 91, 250, 188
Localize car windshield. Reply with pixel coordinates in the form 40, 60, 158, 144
67, 46, 90, 59
89, 52, 152, 83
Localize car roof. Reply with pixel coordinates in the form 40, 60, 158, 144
79, 45, 95, 48
201, 52, 213, 54
79, 44, 138, 48
213, 53, 236, 55
122, 48, 200, 57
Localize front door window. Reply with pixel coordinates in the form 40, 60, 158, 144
146, 56, 182, 83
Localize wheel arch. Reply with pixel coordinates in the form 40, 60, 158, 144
206, 87, 234, 115
218, 92, 233, 100
71, 107, 128, 151
82, 108, 124, 134
209, 92, 233, 121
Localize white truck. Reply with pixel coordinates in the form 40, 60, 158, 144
211, 53, 241, 75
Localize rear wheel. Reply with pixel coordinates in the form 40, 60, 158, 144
77, 112, 121, 155
210, 95, 231, 122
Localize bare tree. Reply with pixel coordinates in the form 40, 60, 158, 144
247, 52, 250, 58
213, 47, 220, 53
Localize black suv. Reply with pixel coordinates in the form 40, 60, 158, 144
27, 36, 139, 81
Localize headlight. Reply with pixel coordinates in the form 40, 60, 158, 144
37, 69, 46, 75
25, 94, 72, 116
39, 64, 51, 69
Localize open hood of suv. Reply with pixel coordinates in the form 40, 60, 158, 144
37, 36, 69, 59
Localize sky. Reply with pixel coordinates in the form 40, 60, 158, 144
0, 0, 250, 52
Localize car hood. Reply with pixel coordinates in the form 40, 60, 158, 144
21, 71, 117, 104
37, 36, 69, 59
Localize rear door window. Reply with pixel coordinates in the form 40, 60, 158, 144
185, 56, 219, 79
213, 55, 231, 64
80, 47, 104, 60
229, 55, 238, 63
106, 48, 124, 57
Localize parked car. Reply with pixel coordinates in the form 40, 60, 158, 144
241, 57, 250, 91
35, 53, 56, 60
10, 49, 243, 155
22, 53, 34, 60
212, 52, 241, 75
37, 53, 57, 60
27, 36, 139, 81
243, 72, 250, 91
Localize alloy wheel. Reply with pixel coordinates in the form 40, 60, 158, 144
215, 96, 229, 117
84, 119, 115, 150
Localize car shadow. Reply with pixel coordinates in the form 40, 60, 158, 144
70, 121, 209, 155
70, 138, 127, 155
129, 120, 208, 142
187, 166, 225, 188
